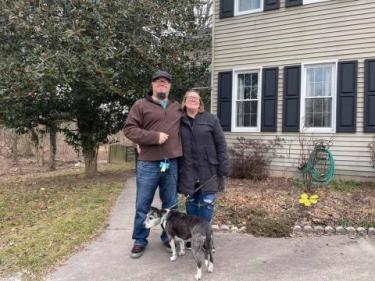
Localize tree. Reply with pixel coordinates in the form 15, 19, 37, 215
0, 0, 211, 177
116, 0, 211, 101
0, 0, 64, 167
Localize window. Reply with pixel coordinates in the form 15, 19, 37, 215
235, 0, 263, 15
232, 69, 262, 132
301, 62, 337, 132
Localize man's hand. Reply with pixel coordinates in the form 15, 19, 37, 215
158, 132, 169, 144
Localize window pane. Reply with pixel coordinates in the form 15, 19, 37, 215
243, 101, 250, 126
245, 74, 251, 85
251, 100, 257, 113
239, 0, 261, 12
250, 73, 258, 99
306, 70, 314, 97
315, 68, 323, 82
314, 96, 323, 113
315, 82, 324, 96
237, 73, 258, 100
305, 98, 332, 128
324, 68, 331, 96
323, 112, 331, 127
306, 98, 313, 113
306, 66, 332, 97
237, 74, 244, 100
306, 68, 315, 97
250, 86, 257, 99
244, 87, 251, 99
305, 112, 313, 127
316, 110, 324, 127
236, 101, 257, 127
250, 113, 257, 127
324, 67, 332, 84
323, 98, 332, 127
251, 73, 257, 85
323, 98, 331, 114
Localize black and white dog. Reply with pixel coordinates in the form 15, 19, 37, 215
144, 206, 214, 280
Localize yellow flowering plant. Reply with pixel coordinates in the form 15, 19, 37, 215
299, 193, 319, 207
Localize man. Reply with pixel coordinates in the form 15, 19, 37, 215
123, 70, 183, 258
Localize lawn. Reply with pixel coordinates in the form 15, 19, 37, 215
0, 163, 134, 280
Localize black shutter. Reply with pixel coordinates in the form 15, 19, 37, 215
364, 59, 375, 132
285, 0, 303, 7
336, 61, 357, 132
283, 65, 301, 132
218, 71, 233, 131
220, 0, 234, 19
261, 67, 278, 132
264, 0, 280, 11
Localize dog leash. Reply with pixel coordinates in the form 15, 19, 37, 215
166, 175, 217, 210
188, 175, 217, 199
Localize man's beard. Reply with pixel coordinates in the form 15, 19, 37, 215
157, 92, 166, 100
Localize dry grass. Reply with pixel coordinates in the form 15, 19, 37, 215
0, 162, 134, 280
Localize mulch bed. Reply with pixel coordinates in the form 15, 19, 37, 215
213, 177, 375, 237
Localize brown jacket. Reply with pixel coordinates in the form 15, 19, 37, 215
123, 95, 183, 161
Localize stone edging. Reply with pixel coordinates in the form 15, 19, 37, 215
292, 225, 375, 238
212, 224, 246, 233
212, 224, 375, 238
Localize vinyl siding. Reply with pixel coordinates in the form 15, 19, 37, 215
212, 0, 375, 180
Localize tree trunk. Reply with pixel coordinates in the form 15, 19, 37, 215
37, 124, 46, 167
11, 130, 19, 164
49, 130, 57, 171
30, 126, 46, 167
24, 134, 34, 157
30, 128, 40, 165
83, 146, 98, 178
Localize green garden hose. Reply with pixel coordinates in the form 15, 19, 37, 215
305, 146, 335, 184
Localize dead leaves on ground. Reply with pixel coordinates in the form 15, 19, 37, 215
214, 177, 375, 235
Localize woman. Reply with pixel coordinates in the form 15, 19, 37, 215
179, 89, 229, 224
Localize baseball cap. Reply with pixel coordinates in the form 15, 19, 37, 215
151, 70, 172, 82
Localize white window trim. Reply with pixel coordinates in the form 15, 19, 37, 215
303, 0, 330, 4
235, 0, 263, 16
232, 67, 263, 133
300, 60, 338, 133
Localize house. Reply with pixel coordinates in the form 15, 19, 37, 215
212, 0, 375, 180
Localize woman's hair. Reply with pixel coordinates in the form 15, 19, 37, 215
181, 89, 205, 113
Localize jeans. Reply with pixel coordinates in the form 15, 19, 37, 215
132, 159, 178, 247
185, 192, 216, 223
